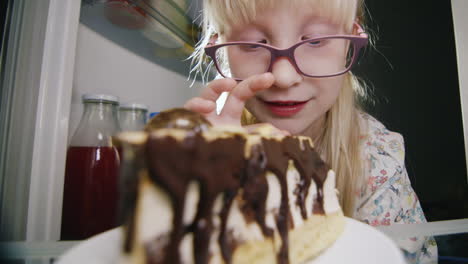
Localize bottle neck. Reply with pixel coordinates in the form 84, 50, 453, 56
119, 109, 148, 131
70, 102, 121, 147
83, 102, 119, 122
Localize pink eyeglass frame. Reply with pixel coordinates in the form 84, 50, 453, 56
204, 24, 369, 81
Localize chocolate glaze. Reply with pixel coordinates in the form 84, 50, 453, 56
282, 137, 329, 215
261, 139, 291, 264
120, 131, 330, 264
145, 133, 246, 264
218, 190, 237, 263
145, 135, 192, 264
145, 108, 212, 133
240, 144, 272, 237
146, 234, 170, 264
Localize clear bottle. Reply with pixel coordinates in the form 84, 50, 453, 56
61, 94, 121, 240
119, 103, 148, 131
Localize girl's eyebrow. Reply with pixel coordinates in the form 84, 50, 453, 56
226, 25, 271, 41
302, 22, 341, 35
300, 15, 342, 34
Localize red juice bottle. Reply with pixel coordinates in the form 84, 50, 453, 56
61, 94, 121, 240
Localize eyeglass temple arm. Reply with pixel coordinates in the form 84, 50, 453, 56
207, 34, 219, 46
354, 22, 368, 38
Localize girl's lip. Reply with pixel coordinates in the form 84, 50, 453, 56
259, 99, 310, 117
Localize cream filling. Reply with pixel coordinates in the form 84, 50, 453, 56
137, 178, 173, 244
183, 182, 199, 225
223, 166, 341, 245
287, 163, 305, 227
135, 167, 340, 263
323, 170, 341, 214
225, 197, 265, 243
180, 233, 194, 264
305, 177, 317, 219
137, 179, 202, 242
208, 195, 224, 262
265, 172, 281, 231
285, 165, 341, 227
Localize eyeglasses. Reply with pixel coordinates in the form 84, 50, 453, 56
204, 25, 368, 81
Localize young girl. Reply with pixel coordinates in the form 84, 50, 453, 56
185, 0, 437, 263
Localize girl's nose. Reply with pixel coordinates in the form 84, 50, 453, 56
271, 57, 302, 89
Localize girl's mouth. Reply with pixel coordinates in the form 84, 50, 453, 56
260, 99, 310, 117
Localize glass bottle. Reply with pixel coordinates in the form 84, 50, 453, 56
119, 103, 148, 131
61, 94, 121, 240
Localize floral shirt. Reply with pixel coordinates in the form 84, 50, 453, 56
354, 113, 438, 264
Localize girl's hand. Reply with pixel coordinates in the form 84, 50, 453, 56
184, 73, 274, 126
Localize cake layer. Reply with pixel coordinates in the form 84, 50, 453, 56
231, 211, 345, 264
114, 109, 344, 264
116, 127, 343, 264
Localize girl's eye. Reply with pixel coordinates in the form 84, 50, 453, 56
302, 36, 327, 47
308, 40, 322, 46
241, 40, 267, 50
247, 44, 261, 49
240, 45, 260, 51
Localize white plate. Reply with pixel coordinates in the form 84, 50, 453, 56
56, 217, 406, 264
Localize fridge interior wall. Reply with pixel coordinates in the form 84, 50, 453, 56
69, 23, 203, 141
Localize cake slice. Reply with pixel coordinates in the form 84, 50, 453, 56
114, 108, 345, 264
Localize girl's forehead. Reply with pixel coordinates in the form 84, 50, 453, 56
225, 12, 342, 39
210, 0, 357, 34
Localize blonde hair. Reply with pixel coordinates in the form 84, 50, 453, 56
191, 0, 369, 217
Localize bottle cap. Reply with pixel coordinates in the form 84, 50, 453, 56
120, 103, 149, 111
82, 94, 119, 104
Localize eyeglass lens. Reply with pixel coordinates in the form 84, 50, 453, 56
214, 38, 355, 79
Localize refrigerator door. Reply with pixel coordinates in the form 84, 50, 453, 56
453, 0, 468, 184
0, 0, 80, 241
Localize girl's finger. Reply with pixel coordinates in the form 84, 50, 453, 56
232, 73, 275, 101
199, 78, 237, 101
221, 73, 275, 118
184, 97, 216, 114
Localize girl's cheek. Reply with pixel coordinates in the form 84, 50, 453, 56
310, 75, 345, 93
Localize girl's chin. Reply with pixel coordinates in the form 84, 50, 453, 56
258, 119, 303, 135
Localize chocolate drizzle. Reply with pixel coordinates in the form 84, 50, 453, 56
260, 137, 330, 264
218, 190, 237, 263
282, 137, 329, 215
144, 133, 246, 264
145, 234, 170, 264
241, 144, 272, 237
260, 139, 291, 264
145, 108, 211, 133
145, 136, 192, 264
119, 129, 332, 264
